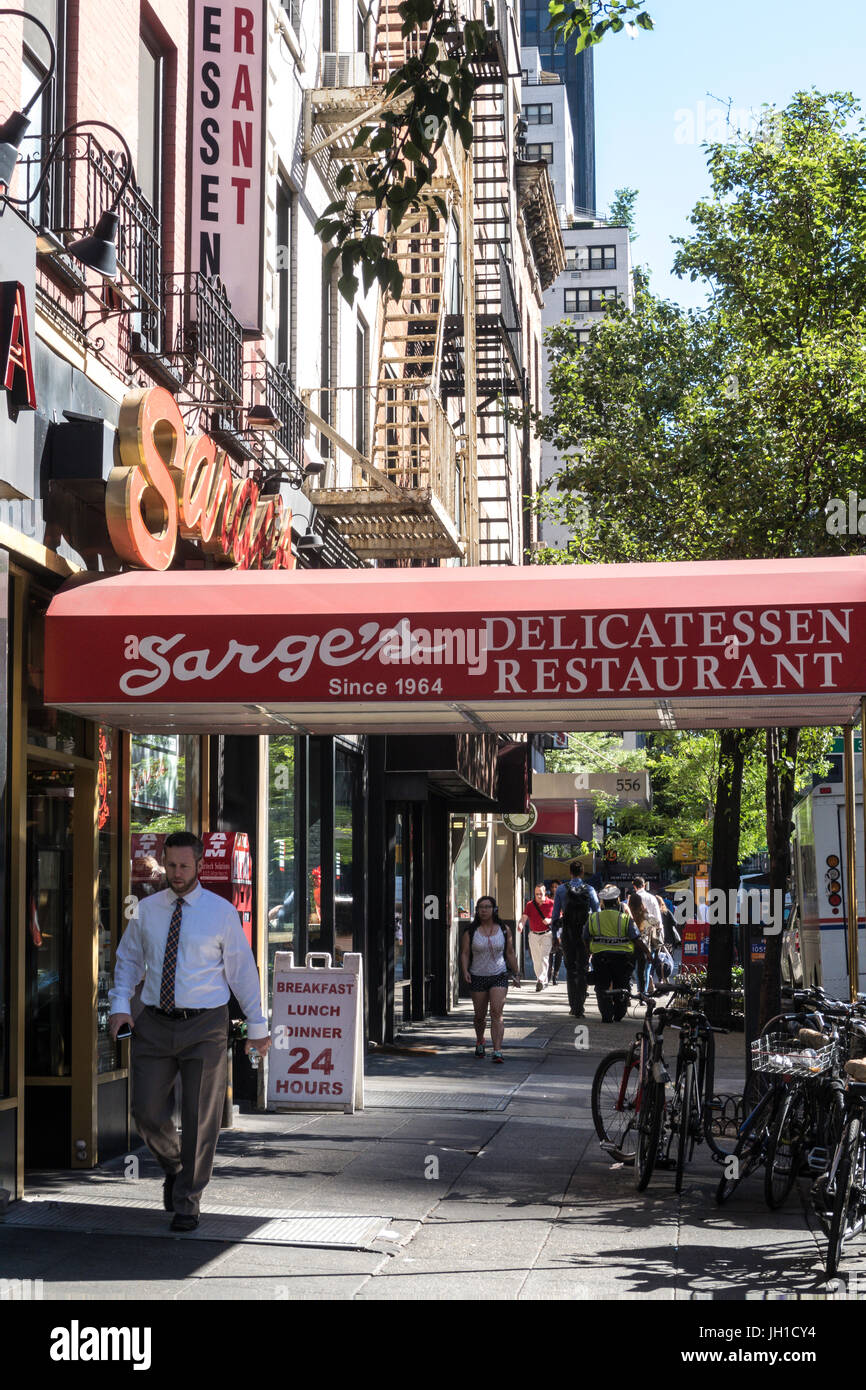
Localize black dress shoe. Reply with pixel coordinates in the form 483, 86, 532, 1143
163, 1172, 178, 1212
170, 1213, 199, 1232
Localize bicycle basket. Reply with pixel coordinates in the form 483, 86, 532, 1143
751, 1031, 835, 1077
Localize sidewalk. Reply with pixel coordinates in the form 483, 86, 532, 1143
0, 983, 859, 1301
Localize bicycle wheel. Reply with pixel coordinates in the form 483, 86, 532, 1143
826, 1115, 860, 1279
764, 1084, 809, 1210
674, 1062, 695, 1194
591, 1047, 640, 1161
716, 1086, 778, 1205
636, 1077, 665, 1192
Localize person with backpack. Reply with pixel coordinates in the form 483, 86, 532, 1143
518, 883, 554, 991
460, 896, 521, 1062
586, 884, 650, 1021
551, 862, 600, 1018
547, 879, 564, 985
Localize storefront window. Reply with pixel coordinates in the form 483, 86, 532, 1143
25, 766, 74, 1076
307, 740, 322, 952
334, 745, 360, 965
97, 728, 119, 1073
451, 816, 472, 922
130, 734, 198, 831
393, 812, 406, 990
267, 736, 296, 996
0, 555, 8, 1098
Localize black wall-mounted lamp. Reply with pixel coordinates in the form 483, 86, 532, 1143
0, 8, 56, 189
2, 116, 134, 279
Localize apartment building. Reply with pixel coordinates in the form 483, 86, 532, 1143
0, 0, 561, 1195
519, 48, 632, 551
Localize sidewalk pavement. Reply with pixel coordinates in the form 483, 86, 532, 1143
1, 980, 861, 1301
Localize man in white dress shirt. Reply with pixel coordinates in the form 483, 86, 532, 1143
109, 831, 271, 1231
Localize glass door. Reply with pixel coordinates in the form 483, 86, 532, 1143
25, 765, 75, 1080
391, 807, 413, 1031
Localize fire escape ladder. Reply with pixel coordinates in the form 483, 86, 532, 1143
472, 78, 521, 566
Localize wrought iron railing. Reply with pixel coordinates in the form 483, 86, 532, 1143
265, 360, 305, 472
15, 131, 161, 315
165, 272, 244, 405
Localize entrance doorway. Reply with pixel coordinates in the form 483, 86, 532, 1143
390, 807, 412, 1030
24, 762, 75, 1165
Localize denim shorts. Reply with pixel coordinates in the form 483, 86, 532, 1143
470, 972, 508, 992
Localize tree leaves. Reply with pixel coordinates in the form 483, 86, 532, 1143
314, 0, 650, 300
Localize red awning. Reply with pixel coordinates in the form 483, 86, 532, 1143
44, 558, 866, 735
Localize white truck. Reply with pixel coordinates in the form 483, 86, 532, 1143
792, 766, 866, 1000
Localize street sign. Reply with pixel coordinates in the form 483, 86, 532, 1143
831, 736, 862, 754
533, 771, 650, 807
503, 806, 539, 833
673, 840, 693, 863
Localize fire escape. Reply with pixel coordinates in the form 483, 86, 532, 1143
301, 0, 480, 564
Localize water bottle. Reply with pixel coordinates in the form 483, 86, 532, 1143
248, 1045, 260, 1070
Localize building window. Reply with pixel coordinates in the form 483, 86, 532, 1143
356, 317, 369, 455
137, 31, 164, 214
564, 287, 619, 314
281, 0, 302, 35
590, 245, 617, 270
276, 177, 294, 371
19, 2, 64, 223
565, 246, 587, 271
576, 328, 592, 344
524, 103, 553, 125
524, 143, 553, 163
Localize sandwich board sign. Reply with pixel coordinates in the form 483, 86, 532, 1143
267, 952, 364, 1113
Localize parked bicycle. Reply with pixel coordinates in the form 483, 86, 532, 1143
717, 986, 861, 1209
591, 980, 733, 1191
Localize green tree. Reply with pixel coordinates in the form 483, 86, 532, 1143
316, 1, 652, 298
535, 90, 863, 1020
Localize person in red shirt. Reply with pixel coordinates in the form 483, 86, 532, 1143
518, 883, 555, 991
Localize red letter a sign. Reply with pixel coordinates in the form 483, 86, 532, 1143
0, 282, 36, 418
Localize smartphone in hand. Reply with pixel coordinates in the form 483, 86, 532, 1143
116, 1022, 133, 1040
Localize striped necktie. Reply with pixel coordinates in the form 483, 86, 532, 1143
159, 897, 184, 1011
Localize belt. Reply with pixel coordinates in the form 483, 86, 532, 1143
146, 1005, 210, 1019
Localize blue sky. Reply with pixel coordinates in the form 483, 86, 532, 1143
593, 0, 866, 309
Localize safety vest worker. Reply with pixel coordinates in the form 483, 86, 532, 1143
587, 907, 635, 956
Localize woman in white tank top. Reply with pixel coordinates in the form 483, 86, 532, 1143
459, 896, 520, 1062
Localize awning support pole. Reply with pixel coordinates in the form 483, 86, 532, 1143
844, 722, 859, 1002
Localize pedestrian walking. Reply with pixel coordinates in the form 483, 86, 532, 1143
518, 884, 554, 990
460, 896, 521, 1063
627, 890, 663, 997
547, 879, 563, 984
586, 883, 650, 1021
551, 861, 600, 1018
108, 831, 271, 1231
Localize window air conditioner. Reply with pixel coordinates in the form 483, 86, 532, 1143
321, 51, 370, 86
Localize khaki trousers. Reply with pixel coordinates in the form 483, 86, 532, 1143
131, 1005, 228, 1217
527, 929, 553, 984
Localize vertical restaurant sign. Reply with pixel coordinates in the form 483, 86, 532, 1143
190, 1, 266, 334
0, 281, 36, 416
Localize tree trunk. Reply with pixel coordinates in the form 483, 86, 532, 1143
759, 726, 800, 1030
707, 728, 754, 1022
